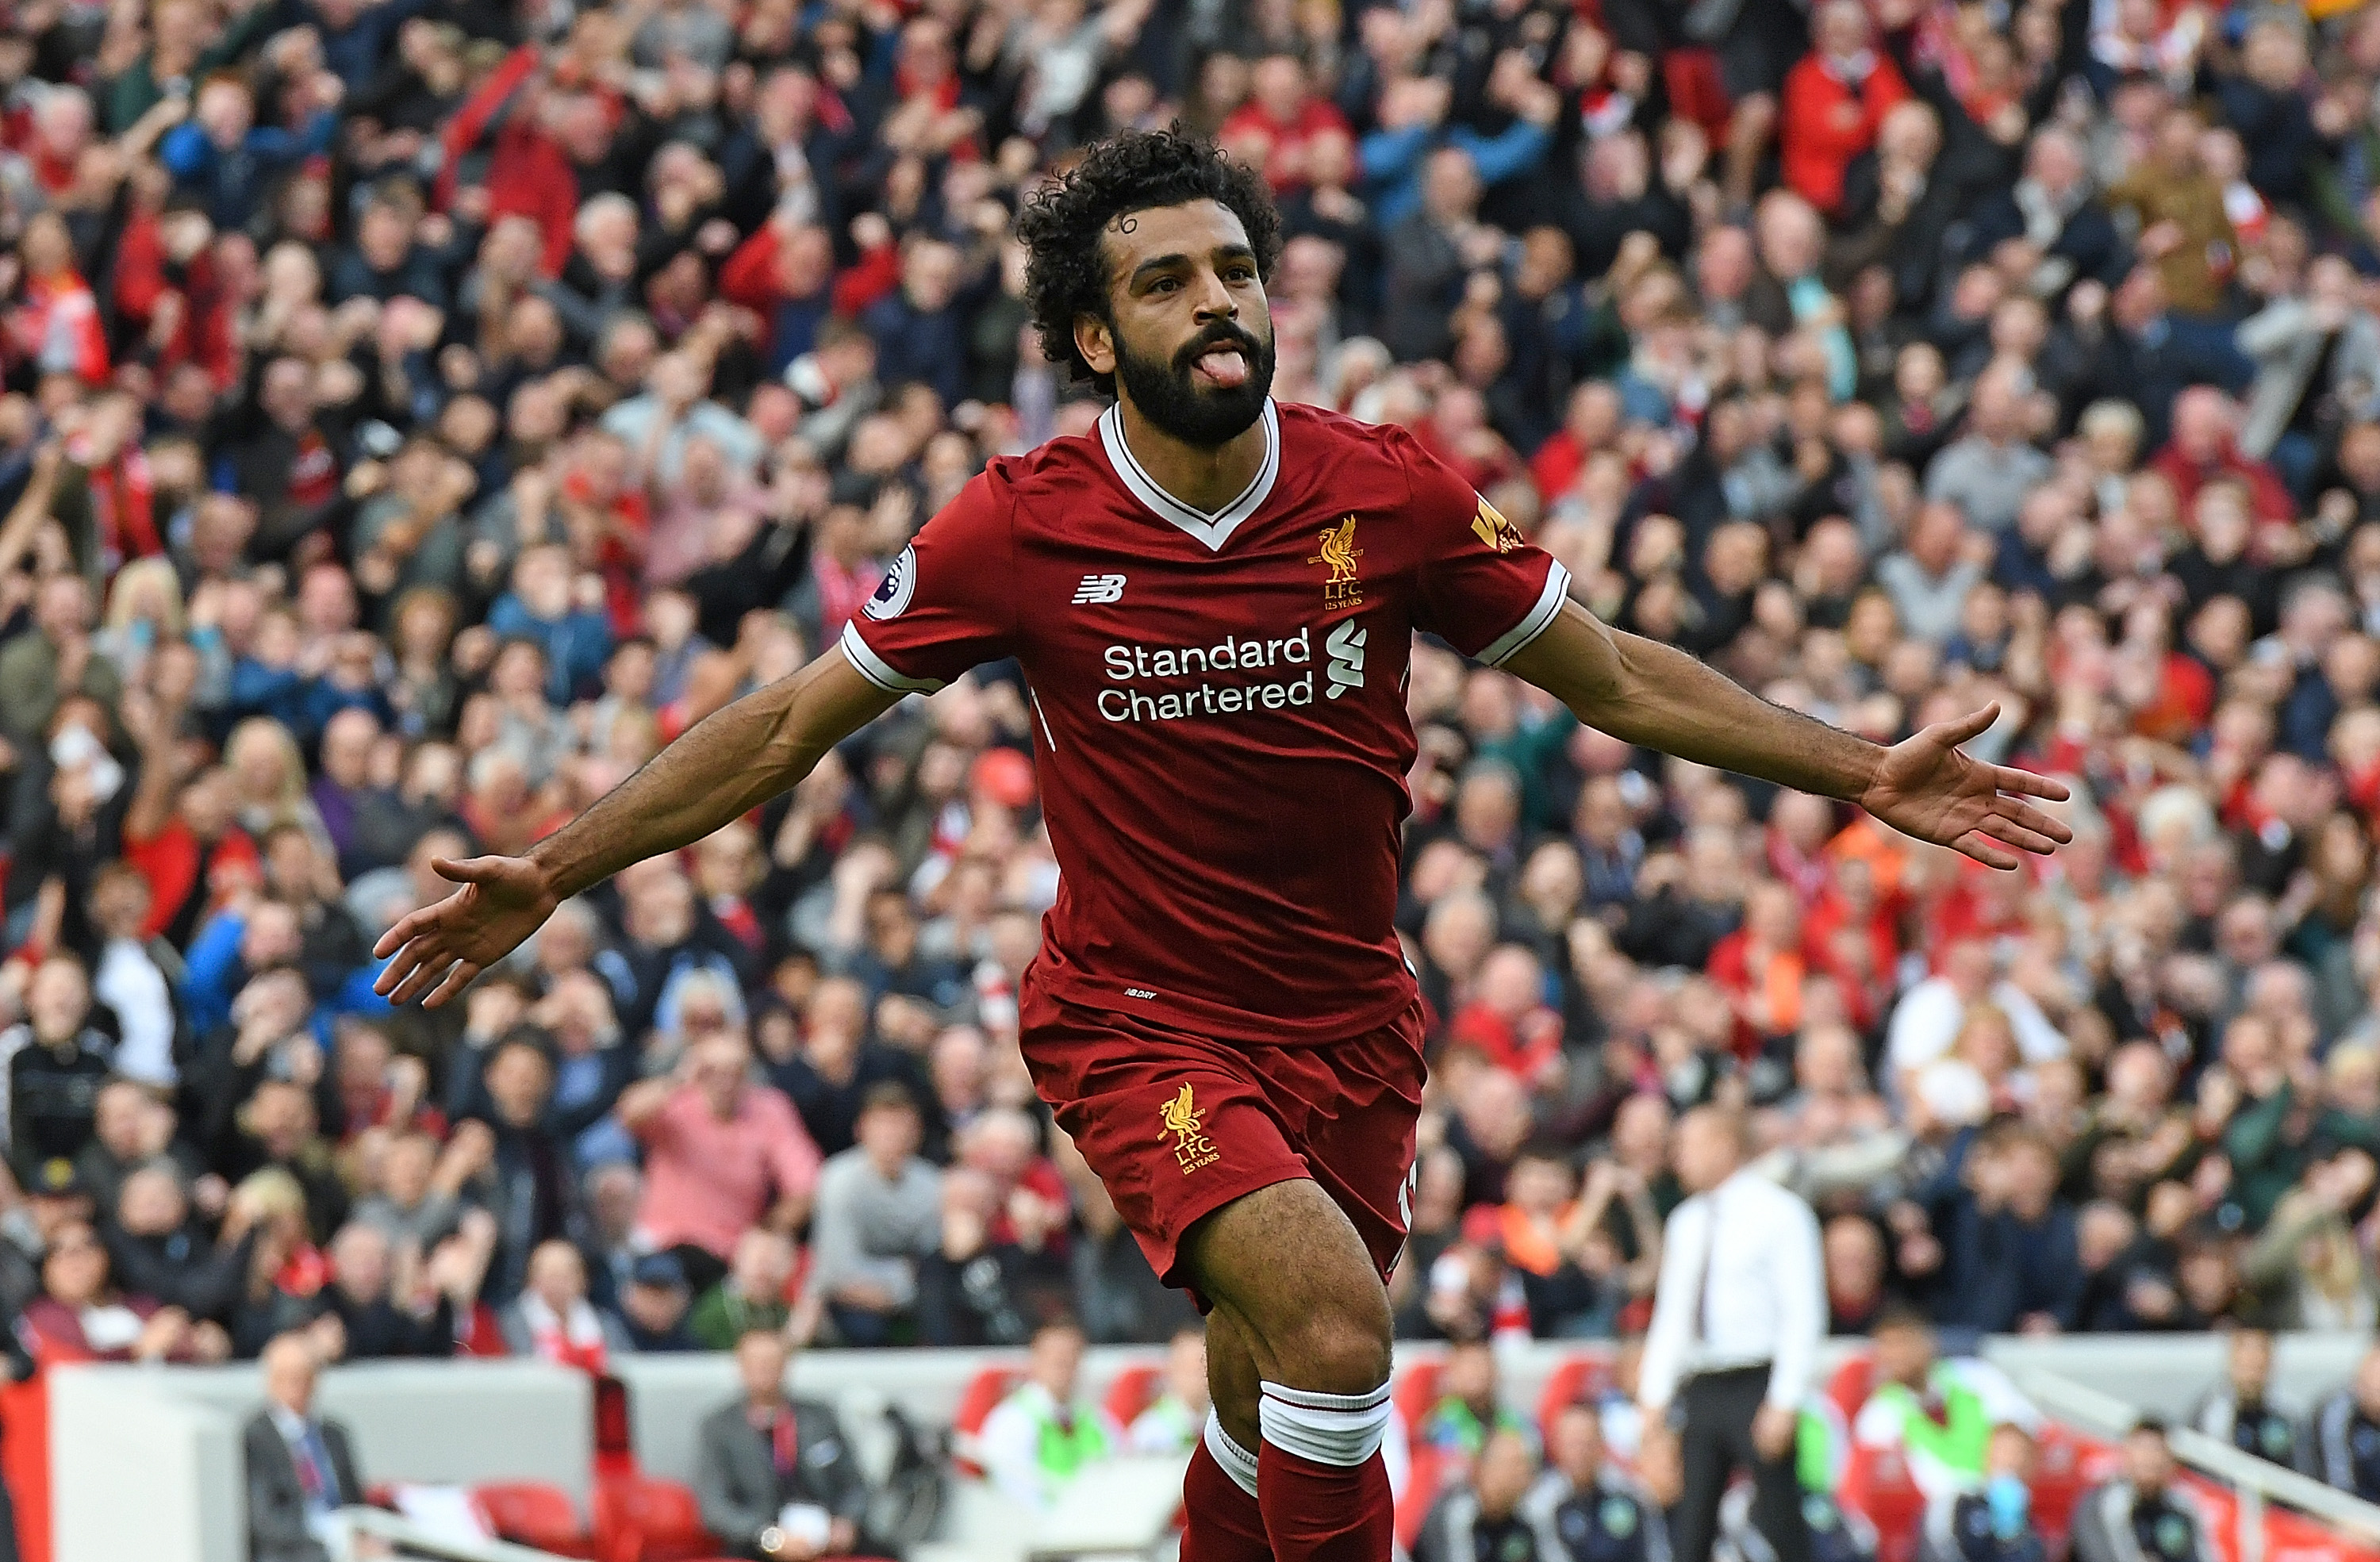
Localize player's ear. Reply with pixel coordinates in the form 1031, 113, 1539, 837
1074, 313, 1115, 379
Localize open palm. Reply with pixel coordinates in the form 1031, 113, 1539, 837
1858, 704, 2073, 870
371, 855, 559, 1007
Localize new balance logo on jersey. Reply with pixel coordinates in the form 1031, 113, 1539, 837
1325, 619, 1366, 699
1073, 574, 1127, 604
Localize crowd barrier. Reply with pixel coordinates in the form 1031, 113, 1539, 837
30, 1334, 2380, 1562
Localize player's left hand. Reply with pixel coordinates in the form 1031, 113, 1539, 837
1856, 704, 2073, 871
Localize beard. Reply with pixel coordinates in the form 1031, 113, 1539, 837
1113, 320, 1276, 448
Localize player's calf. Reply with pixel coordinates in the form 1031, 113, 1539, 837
1184, 1181, 1399, 1562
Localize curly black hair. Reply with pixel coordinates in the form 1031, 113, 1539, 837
1015, 126, 1284, 398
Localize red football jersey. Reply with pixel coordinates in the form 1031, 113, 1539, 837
843, 399, 1570, 1046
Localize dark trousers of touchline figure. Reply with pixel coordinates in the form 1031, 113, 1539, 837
1670, 1364, 1811, 1562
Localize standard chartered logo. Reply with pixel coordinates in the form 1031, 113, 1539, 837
1096, 626, 1324, 723
1325, 619, 1366, 698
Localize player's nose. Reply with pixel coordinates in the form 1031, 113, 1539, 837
1190, 267, 1238, 319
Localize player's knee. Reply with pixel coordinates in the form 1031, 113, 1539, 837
1270, 1293, 1392, 1395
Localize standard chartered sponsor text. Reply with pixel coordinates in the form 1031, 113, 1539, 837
1097, 625, 1317, 723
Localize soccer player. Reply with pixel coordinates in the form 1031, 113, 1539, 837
370, 129, 2073, 1562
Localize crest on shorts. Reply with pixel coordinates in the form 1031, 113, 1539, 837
1160, 1084, 1220, 1176
1308, 516, 1364, 609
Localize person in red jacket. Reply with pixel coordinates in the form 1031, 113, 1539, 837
2149, 386, 2298, 535
8, 212, 108, 386
438, 46, 578, 277
1781, 0, 1911, 217
1219, 55, 1352, 193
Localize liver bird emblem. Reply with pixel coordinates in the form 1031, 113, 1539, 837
1161, 1083, 1202, 1142
1312, 516, 1361, 584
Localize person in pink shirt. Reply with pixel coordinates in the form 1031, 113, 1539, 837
620, 1032, 822, 1293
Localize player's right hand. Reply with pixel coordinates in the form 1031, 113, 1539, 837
371, 855, 559, 1008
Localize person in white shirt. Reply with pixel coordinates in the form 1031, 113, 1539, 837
1884, 942, 2066, 1089
1638, 1106, 1825, 1562
88, 863, 177, 1088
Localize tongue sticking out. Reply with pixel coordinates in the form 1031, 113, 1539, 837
1196, 348, 1250, 389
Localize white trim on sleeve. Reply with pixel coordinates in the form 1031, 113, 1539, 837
838, 620, 944, 694
1476, 562, 1573, 667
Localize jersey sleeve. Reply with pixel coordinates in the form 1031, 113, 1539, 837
838, 467, 1019, 693
1399, 428, 1572, 666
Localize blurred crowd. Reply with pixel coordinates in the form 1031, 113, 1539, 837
0, 0, 2374, 1483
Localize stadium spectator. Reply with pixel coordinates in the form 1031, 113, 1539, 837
1522, 1402, 1665, 1562
1416, 1338, 1532, 1460
1853, 1308, 2041, 1506
693, 1326, 876, 1562
2068, 1420, 2222, 1562
19, 1215, 219, 1364
619, 1030, 822, 1292
501, 1237, 628, 1371
617, 1252, 701, 1353
1126, 1326, 1211, 1456
1413, 1426, 1548, 1562
807, 1081, 940, 1348
1779, 1, 1910, 219
1923, 1424, 2050, 1562
101, 1159, 248, 1323
2309, 1345, 2380, 1503
689, 1226, 795, 1351
243, 1332, 367, 1562
2189, 1328, 2298, 1471
0, 954, 115, 1175
976, 1318, 1118, 1513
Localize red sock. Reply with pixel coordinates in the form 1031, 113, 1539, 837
1182, 1437, 1272, 1562
1255, 1443, 1393, 1562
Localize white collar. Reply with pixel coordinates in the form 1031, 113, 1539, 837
1097, 397, 1280, 552
268, 1403, 314, 1445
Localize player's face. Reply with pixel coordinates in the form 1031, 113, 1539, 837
1088, 198, 1276, 447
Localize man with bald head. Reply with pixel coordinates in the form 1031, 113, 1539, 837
1638, 1105, 1824, 1562
244, 1330, 367, 1562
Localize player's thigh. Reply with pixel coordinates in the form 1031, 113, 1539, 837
1181, 1179, 1392, 1394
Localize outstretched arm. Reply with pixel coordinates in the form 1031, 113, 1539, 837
373, 647, 899, 1005
1503, 601, 2072, 869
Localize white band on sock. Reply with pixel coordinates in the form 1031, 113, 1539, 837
1203, 1409, 1261, 1498
1257, 1379, 1393, 1468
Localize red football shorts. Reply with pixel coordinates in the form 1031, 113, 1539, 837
1019, 987, 1426, 1306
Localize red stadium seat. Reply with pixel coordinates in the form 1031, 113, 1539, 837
1841, 1444, 1925, 1562
1393, 1359, 1444, 1439
2028, 1425, 2117, 1551
472, 1481, 594, 1558
1104, 1364, 1164, 1430
949, 1364, 1027, 1478
2266, 1506, 2380, 1562
593, 1374, 637, 1479
592, 1474, 716, 1562
1825, 1354, 1875, 1426
1535, 1353, 1614, 1446
1396, 1443, 1447, 1555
